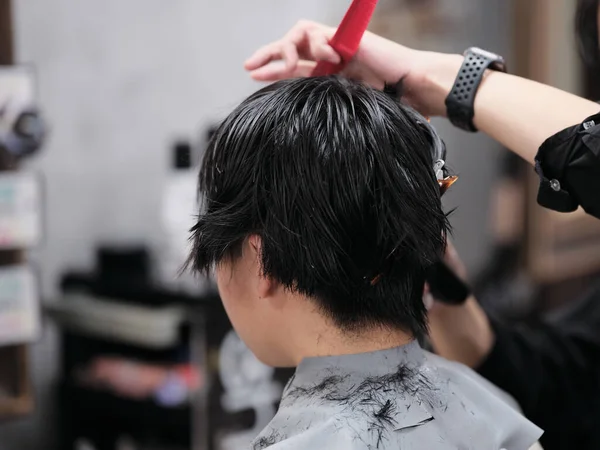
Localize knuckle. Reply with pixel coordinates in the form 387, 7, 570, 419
306, 28, 319, 38
267, 41, 283, 52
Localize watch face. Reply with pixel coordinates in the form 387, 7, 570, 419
468, 47, 506, 70
469, 47, 499, 60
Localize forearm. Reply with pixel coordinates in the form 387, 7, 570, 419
473, 72, 600, 163
428, 296, 495, 368
424, 55, 600, 164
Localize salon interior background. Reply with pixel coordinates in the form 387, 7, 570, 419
0, 0, 535, 448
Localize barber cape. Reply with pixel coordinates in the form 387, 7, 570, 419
252, 341, 542, 450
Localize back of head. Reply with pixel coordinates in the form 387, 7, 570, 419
190, 76, 449, 338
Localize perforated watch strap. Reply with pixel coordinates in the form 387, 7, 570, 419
445, 47, 507, 132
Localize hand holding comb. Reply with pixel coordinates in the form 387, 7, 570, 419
311, 0, 378, 77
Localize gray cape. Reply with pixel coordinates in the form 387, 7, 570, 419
252, 341, 542, 449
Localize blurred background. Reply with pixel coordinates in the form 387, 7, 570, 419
0, 0, 597, 449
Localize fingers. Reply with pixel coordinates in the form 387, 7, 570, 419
244, 21, 307, 71
307, 29, 341, 65
281, 41, 300, 71
244, 41, 289, 71
249, 60, 316, 82
245, 20, 340, 80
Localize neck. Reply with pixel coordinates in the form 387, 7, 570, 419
284, 294, 414, 366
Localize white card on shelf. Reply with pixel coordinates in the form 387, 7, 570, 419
0, 173, 42, 249
0, 265, 40, 346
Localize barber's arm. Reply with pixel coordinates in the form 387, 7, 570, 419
431, 299, 600, 450
245, 21, 600, 218
428, 244, 600, 450
427, 67, 600, 217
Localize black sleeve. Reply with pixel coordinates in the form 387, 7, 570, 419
534, 111, 600, 218
477, 317, 600, 450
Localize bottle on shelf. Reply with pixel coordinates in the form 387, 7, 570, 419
159, 140, 209, 295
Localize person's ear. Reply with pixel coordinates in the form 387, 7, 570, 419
247, 234, 277, 298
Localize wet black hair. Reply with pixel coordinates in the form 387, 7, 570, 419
188, 76, 450, 338
576, 0, 600, 67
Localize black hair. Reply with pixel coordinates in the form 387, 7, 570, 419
576, 0, 600, 67
188, 76, 450, 338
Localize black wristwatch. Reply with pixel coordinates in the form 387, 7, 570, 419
445, 47, 507, 132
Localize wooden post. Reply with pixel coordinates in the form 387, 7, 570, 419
0, 0, 34, 420
0, 0, 13, 65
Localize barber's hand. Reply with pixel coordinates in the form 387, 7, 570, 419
244, 20, 463, 117
427, 242, 495, 368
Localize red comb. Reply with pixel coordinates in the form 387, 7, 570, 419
311, 0, 378, 77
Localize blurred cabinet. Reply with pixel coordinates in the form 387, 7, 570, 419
46, 246, 294, 450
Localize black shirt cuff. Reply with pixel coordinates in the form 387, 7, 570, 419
534, 111, 600, 217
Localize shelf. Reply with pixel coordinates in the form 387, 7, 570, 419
59, 380, 193, 447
